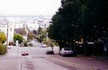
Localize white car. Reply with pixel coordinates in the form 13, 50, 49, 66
60, 47, 73, 56
7, 46, 11, 49
41, 44, 47, 47
46, 47, 54, 54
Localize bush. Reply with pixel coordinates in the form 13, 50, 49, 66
28, 43, 33, 46
36, 36, 42, 42
0, 44, 7, 55
43, 38, 47, 44
27, 31, 35, 41
23, 41, 28, 47
0, 32, 6, 44
13, 34, 23, 44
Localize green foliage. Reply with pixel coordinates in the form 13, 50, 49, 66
13, 34, 23, 44
82, 0, 108, 39
48, 0, 108, 56
23, 41, 28, 47
43, 38, 47, 44
33, 30, 37, 35
53, 41, 59, 46
38, 27, 42, 35
37, 29, 47, 42
36, 35, 41, 42
0, 44, 7, 55
48, 0, 80, 47
48, 0, 108, 44
27, 31, 35, 41
0, 32, 7, 44
28, 43, 33, 46
40, 30, 47, 37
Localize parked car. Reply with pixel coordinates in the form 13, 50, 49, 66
7, 46, 11, 49
60, 47, 73, 56
41, 44, 47, 48
46, 47, 54, 54
22, 51, 29, 56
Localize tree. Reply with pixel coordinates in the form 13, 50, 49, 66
38, 27, 42, 35
0, 32, 7, 55
15, 28, 27, 35
48, 0, 81, 51
48, 0, 108, 55
27, 31, 35, 41
33, 30, 37, 35
82, 0, 108, 55
81, 0, 108, 39
0, 32, 6, 44
13, 34, 23, 44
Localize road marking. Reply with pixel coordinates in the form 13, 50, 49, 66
19, 56, 22, 70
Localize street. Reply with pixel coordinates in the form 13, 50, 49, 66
0, 0, 108, 70
0, 41, 108, 70
19, 47, 108, 70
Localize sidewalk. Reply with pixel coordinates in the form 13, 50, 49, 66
76, 54, 108, 64
0, 46, 21, 70
89, 55, 108, 63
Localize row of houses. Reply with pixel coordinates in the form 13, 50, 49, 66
0, 16, 51, 44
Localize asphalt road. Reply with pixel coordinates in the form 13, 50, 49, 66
17, 40, 108, 70
19, 47, 70, 70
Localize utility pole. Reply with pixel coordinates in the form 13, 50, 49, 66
4, 19, 9, 47
6, 21, 9, 47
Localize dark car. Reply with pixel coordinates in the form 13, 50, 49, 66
22, 51, 29, 56
46, 50, 54, 54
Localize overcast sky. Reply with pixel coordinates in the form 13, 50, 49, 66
0, 0, 61, 16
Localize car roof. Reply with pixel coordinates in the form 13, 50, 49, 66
62, 47, 71, 50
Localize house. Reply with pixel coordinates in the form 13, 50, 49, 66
0, 16, 51, 44
0, 18, 14, 44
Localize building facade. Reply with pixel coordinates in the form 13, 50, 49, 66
0, 18, 14, 44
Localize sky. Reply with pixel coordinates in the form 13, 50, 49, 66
0, 0, 61, 16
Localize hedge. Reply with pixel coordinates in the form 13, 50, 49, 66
0, 44, 7, 55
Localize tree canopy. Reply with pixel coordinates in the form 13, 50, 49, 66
13, 34, 23, 44
48, 0, 108, 49
48, 0, 81, 47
